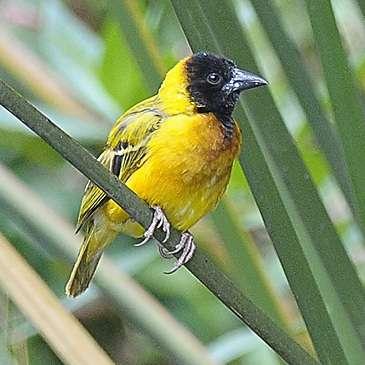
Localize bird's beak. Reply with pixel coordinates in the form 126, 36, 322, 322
231, 68, 268, 92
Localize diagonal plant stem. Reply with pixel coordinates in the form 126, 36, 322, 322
0, 80, 318, 365
0, 164, 217, 365
211, 200, 287, 328
357, 0, 365, 20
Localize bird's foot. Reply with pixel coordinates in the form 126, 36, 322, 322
135, 207, 195, 273
158, 239, 186, 258
162, 232, 196, 274
135, 206, 170, 247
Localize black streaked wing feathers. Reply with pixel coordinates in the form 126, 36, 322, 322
76, 102, 164, 232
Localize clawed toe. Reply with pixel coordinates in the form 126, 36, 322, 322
164, 232, 196, 274
135, 207, 195, 274
158, 238, 185, 259
158, 245, 173, 259
135, 206, 170, 247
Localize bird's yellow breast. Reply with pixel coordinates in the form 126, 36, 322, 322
104, 112, 241, 235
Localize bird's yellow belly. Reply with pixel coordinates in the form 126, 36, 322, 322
104, 114, 241, 236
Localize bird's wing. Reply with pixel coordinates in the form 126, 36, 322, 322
76, 96, 165, 232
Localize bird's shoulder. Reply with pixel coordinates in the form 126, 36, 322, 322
76, 95, 173, 231
106, 95, 166, 148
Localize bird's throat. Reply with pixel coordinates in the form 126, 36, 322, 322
216, 112, 235, 139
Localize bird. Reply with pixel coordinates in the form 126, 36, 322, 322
65, 52, 267, 297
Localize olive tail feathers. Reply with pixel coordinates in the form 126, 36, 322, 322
65, 234, 103, 298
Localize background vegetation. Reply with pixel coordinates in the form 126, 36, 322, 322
0, 0, 365, 364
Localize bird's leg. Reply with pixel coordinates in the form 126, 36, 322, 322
135, 206, 170, 247
164, 232, 196, 274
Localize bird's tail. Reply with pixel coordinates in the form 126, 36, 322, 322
65, 224, 115, 297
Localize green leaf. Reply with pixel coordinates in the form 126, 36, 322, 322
211, 199, 287, 328
296, 124, 329, 186
248, 0, 354, 214
355, 0, 365, 21
109, 0, 166, 91
99, 20, 149, 109
304, 0, 365, 236
171, 0, 365, 363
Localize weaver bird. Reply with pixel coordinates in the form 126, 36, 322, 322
66, 52, 267, 297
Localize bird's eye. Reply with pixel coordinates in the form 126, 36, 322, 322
207, 72, 222, 85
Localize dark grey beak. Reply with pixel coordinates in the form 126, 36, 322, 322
231, 68, 268, 92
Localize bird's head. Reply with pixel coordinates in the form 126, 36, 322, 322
159, 52, 267, 117
186, 52, 267, 116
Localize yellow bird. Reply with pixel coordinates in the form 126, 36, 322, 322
66, 52, 267, 297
